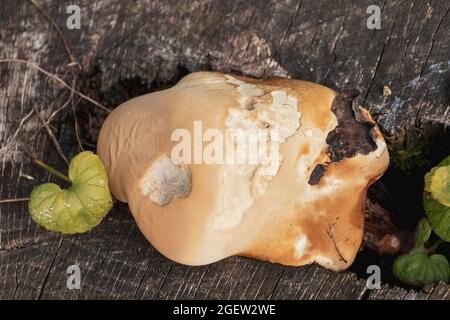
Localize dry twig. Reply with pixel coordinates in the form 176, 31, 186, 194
0, 59, 111, 113
29, 0, 80, 68
326, 223, 348, 264
30, 0, 85, 151
0, 198, 30, 204
32, 104, 69, 165
0, 108, 35, 151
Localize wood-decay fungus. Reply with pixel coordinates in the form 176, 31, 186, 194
97, 72, 389, 271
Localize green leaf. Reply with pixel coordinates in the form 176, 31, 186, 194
29, 151, 113, 234
429, 165, 450, 207
424, 156, 450, 191
393, 248, 450, 286
423, 156, 450, 241
414, 218, 432, 247
424, 196, 450, 242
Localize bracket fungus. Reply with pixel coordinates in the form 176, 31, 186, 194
97, 72, 389, 271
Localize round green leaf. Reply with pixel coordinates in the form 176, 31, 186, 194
393, 248, 450, 286
430, 165, 450, 207
424, 196, 450, 242
423, 156, 450, 241
424, 155, 450, 193
29, 151, 113, 234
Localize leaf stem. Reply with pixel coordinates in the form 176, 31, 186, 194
427, 239, 444, 255
32, 159, 71, 183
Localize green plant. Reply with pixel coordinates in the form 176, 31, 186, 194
386, 134, 431, 173
424, 156, 450, 242
393, 156, 450, 285
28, 151, 113, 234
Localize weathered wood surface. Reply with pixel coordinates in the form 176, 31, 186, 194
0, 0, 449, 300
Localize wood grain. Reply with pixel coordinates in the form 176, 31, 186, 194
0, 0, 449, 300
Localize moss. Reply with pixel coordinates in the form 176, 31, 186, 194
387, 134, 431, 174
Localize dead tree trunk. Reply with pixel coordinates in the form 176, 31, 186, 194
0, 0, 448, 299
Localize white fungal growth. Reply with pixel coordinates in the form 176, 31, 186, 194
294, 235, 310, 259
374, 138, 388, 158
300, 176, 345, 203
212, 76, 301, 230
141, 154, 192, 206
265, 91, 301, 142
224, 75, 264, 108
304, 128, 313, 137
213, 165, 256, 230
296, 127, 328, 177
313, 256, 334, 267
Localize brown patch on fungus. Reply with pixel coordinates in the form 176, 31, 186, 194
326, 89, 377, 162
308, 164, 327, 185
308, 89, 377, 185
298, 144, 310, 157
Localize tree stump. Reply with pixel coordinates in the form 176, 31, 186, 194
0, 0, 448, 299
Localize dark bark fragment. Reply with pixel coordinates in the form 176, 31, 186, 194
308, 164, 326, 185
364, 198, 413, 255
308, 89, 378, 185
326, 89, 377, 162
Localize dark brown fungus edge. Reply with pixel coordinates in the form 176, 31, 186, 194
308, 89, 377, 185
